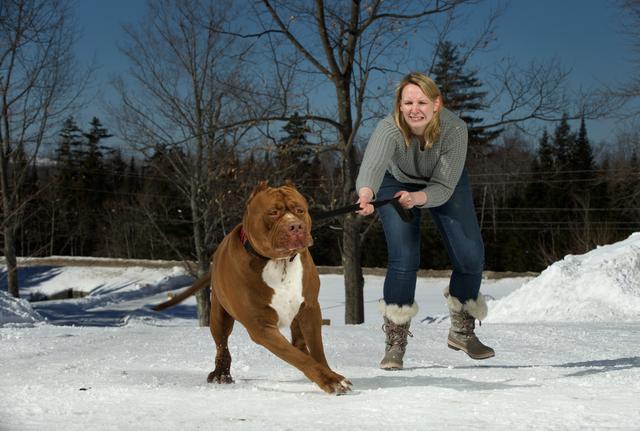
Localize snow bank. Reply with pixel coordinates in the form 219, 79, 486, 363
0, 291, 43, 326
1, 263, 192, 327
23, 264, 189, 297
488, 233, 640, 322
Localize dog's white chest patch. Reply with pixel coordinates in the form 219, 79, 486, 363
262, 255, 304, 329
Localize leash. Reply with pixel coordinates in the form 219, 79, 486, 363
310, 196, 414, 223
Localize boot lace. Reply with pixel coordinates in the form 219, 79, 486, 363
382, 322, 413, 348
459, 313, 480, 340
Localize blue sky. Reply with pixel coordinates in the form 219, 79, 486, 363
492, 0, 629, 86
73, 0, 635, 147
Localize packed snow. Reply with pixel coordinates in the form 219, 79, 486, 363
1, 233, 639, 430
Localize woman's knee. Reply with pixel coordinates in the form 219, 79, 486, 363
380, 216, 420, 268
454, 241, 484, 274
387, 253, 420, 273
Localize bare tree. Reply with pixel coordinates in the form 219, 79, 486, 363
255, 0, 502, 323
255, 0, 607, 323
482, 58, 610, 132
0, 0, 85, 297
113, 0, 284, 325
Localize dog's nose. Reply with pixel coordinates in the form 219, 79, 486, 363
288, 221, 304, 233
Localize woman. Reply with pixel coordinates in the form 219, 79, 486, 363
356, 72, 494, 370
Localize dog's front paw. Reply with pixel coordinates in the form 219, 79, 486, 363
207, 370, 234, 384
317, 370, 352, 395
329, 378, 352, 395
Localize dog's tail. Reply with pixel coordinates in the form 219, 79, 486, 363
152, 272, 211, 311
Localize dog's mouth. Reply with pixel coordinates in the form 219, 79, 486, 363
272, 221, 313, 256
275, 233, 313, 254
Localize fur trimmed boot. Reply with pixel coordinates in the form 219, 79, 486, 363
444, 288, 495, 360
378, 300, 418, 370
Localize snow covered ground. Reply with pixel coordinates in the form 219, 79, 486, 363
1, 233, 640, 430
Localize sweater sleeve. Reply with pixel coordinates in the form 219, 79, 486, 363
420, 121, 468, 208
355, 118, 398, 196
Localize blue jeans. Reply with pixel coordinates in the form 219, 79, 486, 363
376, 170, 484, 305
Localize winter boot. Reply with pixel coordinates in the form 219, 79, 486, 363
444, 288, 495, 360
378, 300, 418, 370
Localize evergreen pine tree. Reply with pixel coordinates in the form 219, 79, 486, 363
56, 117, 83, 191
140, 145, 193, 259
57, 117, 83, 166
276, 113, 312, 166
80, 117, 113, 201
552, 114, 573, 172
537, 130, 554, 172
273, 112, 321, 196
519, 130, 558, 269
572, 117, 595, 172
570, 117, 601, 204
126, 156, 141, 195
51, 117, 84, 254
430, 41, 501, 148
74, 117, 113, 255
547, 117, 576, 257
526, 130, 554, 208
542, 116, 606, 257
105, 149, 127, 193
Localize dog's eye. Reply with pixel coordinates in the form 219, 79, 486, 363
268, 209, 280, 217
295, 207, 305, 215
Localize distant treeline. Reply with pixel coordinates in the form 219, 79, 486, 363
8, 114, 639, 273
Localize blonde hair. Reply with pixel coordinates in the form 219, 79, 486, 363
393, 72, 443, 150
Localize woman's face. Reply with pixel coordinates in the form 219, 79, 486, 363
399, 83, 441, 135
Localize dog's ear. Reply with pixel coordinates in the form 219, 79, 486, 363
248, 181, 269, 203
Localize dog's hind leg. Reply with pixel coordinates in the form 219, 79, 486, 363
207, 292, 235, 384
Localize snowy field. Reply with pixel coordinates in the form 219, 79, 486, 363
1, 233, 640, 430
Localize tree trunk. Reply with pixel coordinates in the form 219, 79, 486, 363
3, 227, 19, 297
340, 88, 364, 323
191, 194, 211, 327
195, 236, 211, 328
334, 77, 366, 324
1, 144, 19, 297
342, 214, 364, 323
196, 287, 211, 327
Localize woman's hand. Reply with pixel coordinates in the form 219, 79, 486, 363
357, 187, 375, 216
394, 190, 427, 209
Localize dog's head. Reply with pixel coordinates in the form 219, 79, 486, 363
242, 181, 313, 260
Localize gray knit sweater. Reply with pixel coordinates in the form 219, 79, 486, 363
355, 108, 468, 208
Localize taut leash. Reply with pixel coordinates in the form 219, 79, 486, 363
310, 196, 414, 223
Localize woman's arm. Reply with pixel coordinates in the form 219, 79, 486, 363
355, 118, 398, 198
418, 122, 468, 208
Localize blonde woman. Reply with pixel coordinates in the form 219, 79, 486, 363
356, 72, 494, 369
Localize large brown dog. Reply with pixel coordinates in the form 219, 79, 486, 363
153, 182, 351, 394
